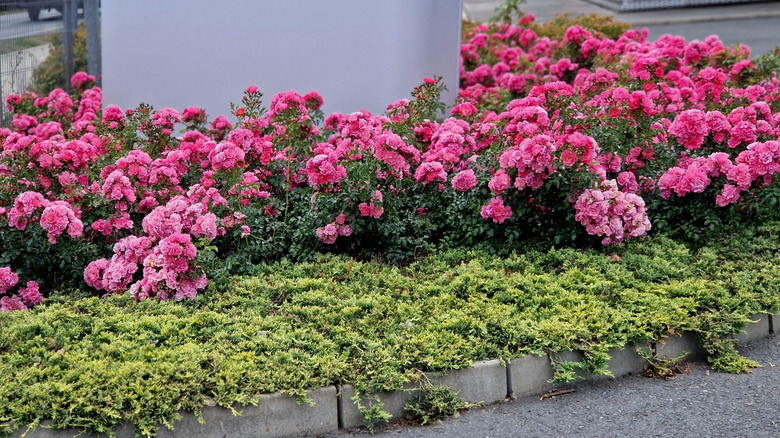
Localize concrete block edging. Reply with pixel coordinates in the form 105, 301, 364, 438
338, 359, 508, 430
11, 314, 775, 438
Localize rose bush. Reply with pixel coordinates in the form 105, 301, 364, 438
2, 15, 780, 309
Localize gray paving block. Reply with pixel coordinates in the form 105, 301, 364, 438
508, 354, 557, 399
556, 350, 589, 381
771, 313, 779, 334
541, 348, 645, 382
340, 360, 507, 429
527, 346, 647, 385
13, 388, 338, 438
605, 343, 652, 378
735, 314, 771, 346
156, 386, 338, 438
545, 350, 604, 382
10, 421, 134, 438
554, 345, 648, 383
338, 383, 419, 430
558, 350, 583, 363
655, 332, 706, 363
430, 359, 508, 405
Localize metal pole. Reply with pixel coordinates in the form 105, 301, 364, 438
63, 0, 77, 91
85, 0, 100, 85
0, 15, 4, 126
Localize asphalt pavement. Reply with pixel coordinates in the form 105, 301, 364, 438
0, 8, 64, 42
327, 335, 780, 437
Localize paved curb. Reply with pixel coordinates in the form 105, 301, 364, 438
10, 387, 339, 438
432, 359, 508, 405
507, 342, 652, 400
338, 359, 507, 430
338, 383, 419, 429
656, 331, 708, 362
156, 386, 338, 438
12, 313, 777, 438
736, 313, 771, 346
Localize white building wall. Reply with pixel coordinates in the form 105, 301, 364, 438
102, 0, 462, 119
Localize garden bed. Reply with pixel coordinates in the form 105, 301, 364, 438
2, 222, 780, 436
3, 4, 780, 437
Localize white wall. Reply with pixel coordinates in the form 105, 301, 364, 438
102, 0, 462, 120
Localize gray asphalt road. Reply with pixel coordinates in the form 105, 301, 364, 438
329, 335, 780, 438
0, 9, 63, 42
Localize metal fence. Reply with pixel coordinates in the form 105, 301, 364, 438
585, 0, 777, 11
0, 0, 100, 125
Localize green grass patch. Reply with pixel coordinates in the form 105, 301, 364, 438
0, 35, 53, 56
0, 7, 24, 17
1, 222, 779, 437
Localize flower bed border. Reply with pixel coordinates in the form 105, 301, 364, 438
11, 313, 777, 438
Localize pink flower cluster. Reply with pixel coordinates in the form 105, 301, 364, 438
358, 190, 384, 218
658, 158, 713, 198
557, 132, 599, 167
0, 267, 41, 312
142, 196, 221, 240
70, 72, 95, 91
85, 235, 152, 292
657, 141, 780, 206
150, 107, 181, 136
498, 134, 556, 190
668, 109, 709, 150
306, 149, 347, 187
7, 191, 48, 230
84, 195, 224, 299
39, 200, 83, 244
131, 233, 206, 301
5, 16, 780, 310
181, 106, 207, 125
7, 191, 82, 243
209, 140, 246, 171
326, 110, 385, 160
374, 132, 421, 175
414, 161, 448, 185
315, 213, 353, 244
102, 105, 125, 129
574, 180, 651, 245
102, 169, 137, 203
480, 196, 513, 223
423, 118, 476, 171
451, 169, 478, 191
0, 266, 18, 295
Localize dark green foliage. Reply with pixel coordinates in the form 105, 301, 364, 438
30, 23, 88, 95
742, 44, 780, 85
0, 222, 110, 291
636, 346, 689, 378
530, 12, 631, 42
404, 382, 473, 425
2, 221, 779, 436
491, 0, 527, 23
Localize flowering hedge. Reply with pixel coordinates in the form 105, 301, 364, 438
2, 13, 780, 309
